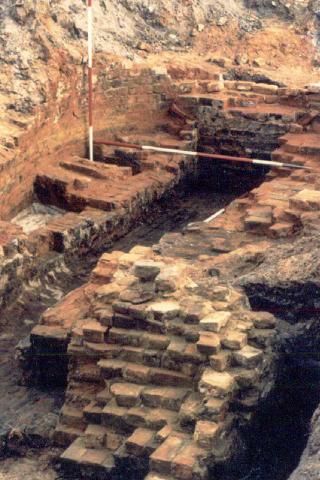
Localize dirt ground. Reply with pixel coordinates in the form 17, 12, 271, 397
0, 453, 58, 480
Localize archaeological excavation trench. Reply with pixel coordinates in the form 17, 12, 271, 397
2, 21, 320, 479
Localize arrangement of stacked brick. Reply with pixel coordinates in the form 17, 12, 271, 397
177, 80, 319, 161
42, 247, 277, 479
174, 80, 320, 239
0, 64, 219, 312
0, 62, 219, 221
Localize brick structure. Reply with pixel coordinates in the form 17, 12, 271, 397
32, 248, 276, 479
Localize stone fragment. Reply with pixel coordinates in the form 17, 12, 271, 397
253, 57, 265, 68
83, 321, 107, 343
206, 81, 224, 93
147, 301, 181, 320
235, 53, 249, 65
194, 420, 220, 448
222, 331, 247, 350
233, 368, 259, 389
233, 345, 263, 368
253, 312, 276, 329
197, 332, 221, 355
133, 260, 164, 281
181, 297, 213, 324
217, 16, 228, 26
199, 369, 235, 398
236, 81, 253, 91
248, 328, 274, 348
155, 266, 185, 293
210, 351, 231, 372
212, 286, 230, 301
290, 189, 320, 211
200, 311, 231, 333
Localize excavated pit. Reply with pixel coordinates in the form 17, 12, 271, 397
0, 162, 267, 479
0, 178, 253, 420
1, 66, 320, 480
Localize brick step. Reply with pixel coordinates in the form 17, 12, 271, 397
101, 400, 178, 432
142, 386, 190, 412
291, 154, 319, 167
98, 154, 142, 175
202, 127, 287, 138
225, 82, 279, 95
60, 157, 133, 179
271, 148, 294, 162
84, 424, 126, 452
202, 146, 272, 162
60, 437, 116, 476
108, 328, 170, 350
203, 136, 280, 150
279, 133, 320, 155
150, 433, 208, 480
282, 142, 320, 155
98, 359, 193, 387
176, 94, 225, 111
54, 422, 85, 447
60, 404, 87, 430
107, 381, 189, 412
65, 382, 101, 407
125, 427, 157, 456
225, 104, 304, 122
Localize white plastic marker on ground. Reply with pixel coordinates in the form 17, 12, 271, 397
88, 0, 94, 161
203, 208, 226, 223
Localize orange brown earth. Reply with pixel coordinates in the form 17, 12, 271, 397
1, 1, 320, 480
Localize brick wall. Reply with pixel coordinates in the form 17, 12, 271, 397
0, 61, 175, 220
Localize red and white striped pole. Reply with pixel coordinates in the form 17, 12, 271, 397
94, 140, 313, 171
88, 0, 94, 161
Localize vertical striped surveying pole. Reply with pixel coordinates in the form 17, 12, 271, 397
87, 0, 94, 161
